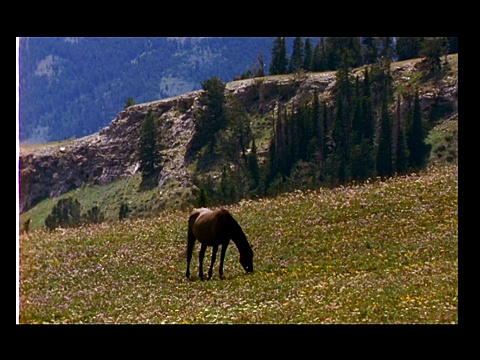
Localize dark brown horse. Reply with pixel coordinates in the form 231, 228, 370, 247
186, 208, 253, 280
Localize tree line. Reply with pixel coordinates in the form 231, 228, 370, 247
265, 58, 430, 195
183, 37, 448, 205
269, 37, 457, 76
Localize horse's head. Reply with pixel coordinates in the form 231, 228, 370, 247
240, 252, 254, 273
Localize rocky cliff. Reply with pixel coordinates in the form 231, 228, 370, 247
19, 56, 458, 214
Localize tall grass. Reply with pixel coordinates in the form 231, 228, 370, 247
19, 164, 457, 324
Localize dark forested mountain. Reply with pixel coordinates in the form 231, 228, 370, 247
19, 37, 455, 144
19, 37, 280, 144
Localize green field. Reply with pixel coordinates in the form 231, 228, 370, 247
18, 164, 458, 324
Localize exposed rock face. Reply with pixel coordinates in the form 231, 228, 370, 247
19, 91, 200, 213
19, 58, 458, 214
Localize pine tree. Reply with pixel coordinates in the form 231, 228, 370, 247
362, 37, 378, 65
396, 37, 423, 61
303, 38, 314, 72
308, 88, 323, 162
220, 165, 229, 203
138, 110, 161, 177
447, 37, 458, 54
119, 202, 130, 221
312, 38, 327, 72
247, 138, 260, 189
394, 94, 408, 174
325, 37, 362, 71
378, 37, 395, 62
407, 90, 431, 169
224, 94, 252, 164
188, 76, 227, 156
331, 96, 348, 184
419, 37, 449, 78
289, 37, 304, 73
350, 76, 364, 181
269, 37, 288, 75
362, 67, 375, 140
196, 188, 209, 208
124, 97, 135, 109
376, 91, 394, 179
45, 197, 82, 230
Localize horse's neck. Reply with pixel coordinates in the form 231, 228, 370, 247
229, 219, 251, 254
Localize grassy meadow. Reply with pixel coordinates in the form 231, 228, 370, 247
18, 164, 458, 324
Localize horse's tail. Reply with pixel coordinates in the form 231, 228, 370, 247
188, 209, 202, 240
186, 210, 202, 278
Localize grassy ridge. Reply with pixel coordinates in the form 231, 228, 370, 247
19, 164, 458, 324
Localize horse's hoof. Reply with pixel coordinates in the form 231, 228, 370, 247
219, 275, 225, 280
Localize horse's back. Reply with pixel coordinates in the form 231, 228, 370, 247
189, 208, 231, 245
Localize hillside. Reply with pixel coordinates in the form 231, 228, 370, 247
18, 37, 283, 144
19, 164, 458, 323
19, 54, 458, 231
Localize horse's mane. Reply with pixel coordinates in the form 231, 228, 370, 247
219, 209, 252, 255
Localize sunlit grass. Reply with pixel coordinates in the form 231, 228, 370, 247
19, 164, 458, 324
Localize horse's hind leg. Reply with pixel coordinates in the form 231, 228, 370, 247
208, 245, 219, 280
186, 233, 196, 279
198, 244, 207, 280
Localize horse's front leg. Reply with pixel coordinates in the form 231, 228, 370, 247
198, 244, 207, 280
218, 241, 229, 280
208, 245, 219, 280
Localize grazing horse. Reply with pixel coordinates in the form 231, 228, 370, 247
186, 208, 253, 280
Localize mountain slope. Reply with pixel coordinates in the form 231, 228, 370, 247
19, 55, 458, 230
19, 37, 278, 144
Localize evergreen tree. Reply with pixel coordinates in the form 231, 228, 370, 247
351, 75, 363, 144
138, 110, 161, 177
269, 37, 288, 75
45, 197, 82, 230
195, 188, 209, 208
330, 95, 349, 184
325, 37, 344, 70
394, 94, 408, 174
326, 37, 362, 71
447, 37, 458, 54
247, 138, 260, 189
124, 97, 135, 109
224, 94, 252, 164
376, 91, 394, 178
84, 204, 104, 224
308, 88, 323, 163
350, 76, 364, 181
119, 202, 130, 220
189, 76, 227, 156
378, 37, 395, 62
362, 37, 378, 65
303, 38, 314, 71
220, 165, 230, 203
289, 37, 304, 73
396, 37, 423, 61
407, 90, 431, 169
362, 67, 375, 141
419, 37, 449, 78
312, 38, 327, 72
